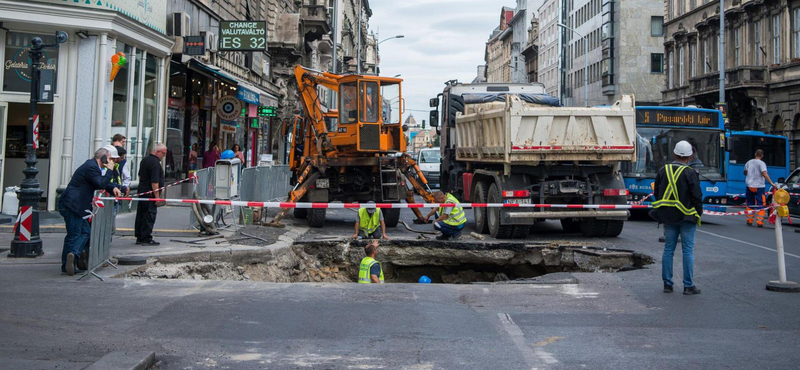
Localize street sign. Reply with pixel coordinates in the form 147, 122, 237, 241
183, 36, 206, 55
219, 21, 267, 51
216, 96, 242, 121
258, 106, 277, 117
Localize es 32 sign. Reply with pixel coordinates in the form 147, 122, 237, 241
219, 21, 267, 51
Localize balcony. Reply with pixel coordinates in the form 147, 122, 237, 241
726, 66, 766, 88
301, 0, 331, 36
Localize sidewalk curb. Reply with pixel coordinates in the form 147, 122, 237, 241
84, 350, 155, 370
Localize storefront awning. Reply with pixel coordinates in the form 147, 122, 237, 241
188, 59, 238, 86
237, 81, 280, 107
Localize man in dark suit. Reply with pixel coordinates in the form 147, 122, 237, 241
59, 146, 127, 275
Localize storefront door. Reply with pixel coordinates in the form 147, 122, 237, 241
1, 103, 52, 209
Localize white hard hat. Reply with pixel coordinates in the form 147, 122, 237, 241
673, 140, 693, 157
102, 145, 120, 159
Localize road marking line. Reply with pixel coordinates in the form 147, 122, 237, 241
497, 313, 543, 369
697, 229, 800, 259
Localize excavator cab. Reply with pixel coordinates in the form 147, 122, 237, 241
335, 78, 403, 153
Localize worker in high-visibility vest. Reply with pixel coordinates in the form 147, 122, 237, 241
351, 201, 389, 240
358, 240, 384, 284
649, 140, 703, 296
423, 191, 467, 240
743, 149, 776, 227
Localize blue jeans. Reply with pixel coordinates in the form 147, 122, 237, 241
60, 209, 90, 272
662, 221, 697, 288
434, 221, 464, 237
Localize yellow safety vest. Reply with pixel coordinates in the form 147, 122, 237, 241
439, 193, 467, 226
358, 208, 381, 234
358, 256, 384, 283
111, 163, 121, 184
652, 164, 701, 224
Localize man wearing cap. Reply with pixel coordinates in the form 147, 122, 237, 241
110, 145, 130, 234
59, 146, 127, 275
650, 140, 703, 295
352, 201, 389, 240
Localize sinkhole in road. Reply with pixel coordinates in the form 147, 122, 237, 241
126, 240, 653, 284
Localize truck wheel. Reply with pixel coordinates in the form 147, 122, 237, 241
560, 218, 581, 233
487, 184, 514, 239
511, 225, 530, 239
293, 207, 308, 219
580, 218, 608, 237
307, 208, 326, 228
383, 208, 400, 228
473, 182, 489, 234
603, 220, 624, 237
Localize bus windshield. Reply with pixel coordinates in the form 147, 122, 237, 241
622, 128, 723, 180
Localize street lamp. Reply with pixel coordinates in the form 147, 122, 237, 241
557, 23, 588, 107
375, 35, 404, 75
10, 31, 68, 258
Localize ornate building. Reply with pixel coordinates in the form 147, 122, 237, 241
662, 0, 800, 167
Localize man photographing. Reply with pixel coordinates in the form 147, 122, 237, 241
59, 146, 127, 276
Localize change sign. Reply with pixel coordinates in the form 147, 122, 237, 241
219, 21, 267, 51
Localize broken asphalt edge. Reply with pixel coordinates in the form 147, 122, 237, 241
84, 350, 155, 370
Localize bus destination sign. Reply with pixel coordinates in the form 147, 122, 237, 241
636, 109, 719, 128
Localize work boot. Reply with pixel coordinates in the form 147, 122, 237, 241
435, 234, 450, 241
757, 223, 764, 228
746, 221, 753, 226
663, 284, 673, 293
683, 286, 701, 295
66, 253, 76, 276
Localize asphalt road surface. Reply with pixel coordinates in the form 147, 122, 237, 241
1, 208, 799, 369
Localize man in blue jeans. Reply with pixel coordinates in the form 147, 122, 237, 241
649, 141, 703, 295
58, 147, 127, 275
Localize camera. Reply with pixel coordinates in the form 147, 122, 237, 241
55, 31, 68, 44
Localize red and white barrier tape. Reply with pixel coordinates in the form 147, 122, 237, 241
95, 197, 772, 217
627, 193, 654, 205
133, 174, 196, 197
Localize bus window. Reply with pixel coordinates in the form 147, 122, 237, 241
729, 136, 786, 167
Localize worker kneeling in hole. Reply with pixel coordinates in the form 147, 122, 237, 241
358, 240, 384, 284
352, 201, 389, 240
424, 191, 467, 240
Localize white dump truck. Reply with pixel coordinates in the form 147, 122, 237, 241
429, 82, 636, 238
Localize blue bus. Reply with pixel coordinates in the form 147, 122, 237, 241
725, 131, 791, 204
622, 106, 728, 211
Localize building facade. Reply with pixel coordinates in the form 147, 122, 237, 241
0, 0, 173, 210
485, 7, 515, 83
521, 15, 541, 83
538, 0, 562, 98
562, 0, 664, 107
662, 0, 800, 167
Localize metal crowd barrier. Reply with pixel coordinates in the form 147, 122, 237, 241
193, 168, 215, 199
239, 165, 292, 202
79, 199, 116, 281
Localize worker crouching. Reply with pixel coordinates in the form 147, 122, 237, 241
424, 191, 467, 240
352, 201, 389, 240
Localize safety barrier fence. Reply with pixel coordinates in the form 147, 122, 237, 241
96, 197, 772, 216
80, 199, 116, 281
193, 168, 215, 200
239, 165, 292, 202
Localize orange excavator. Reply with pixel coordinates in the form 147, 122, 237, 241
268, 65, 434, 228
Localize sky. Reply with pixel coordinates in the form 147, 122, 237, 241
369, 0, 524, 126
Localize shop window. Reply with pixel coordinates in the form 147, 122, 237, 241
3, 32, 59, 93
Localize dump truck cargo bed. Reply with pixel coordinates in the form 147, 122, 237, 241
454, 95, 636, 164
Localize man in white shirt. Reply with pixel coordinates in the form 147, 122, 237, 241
743, 149, 776, 227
